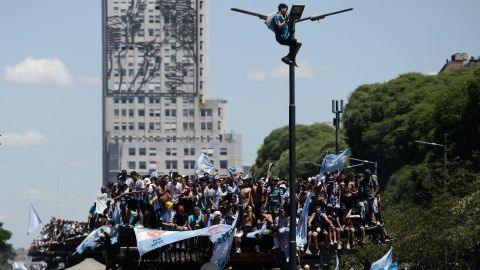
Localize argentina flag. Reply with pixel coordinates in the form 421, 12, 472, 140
320, 149, 350, 176
194, 153, 214, 174
76, 225, 111, 254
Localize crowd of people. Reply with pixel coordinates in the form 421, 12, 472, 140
86, 163, 392, 259
29, 218, 89, 253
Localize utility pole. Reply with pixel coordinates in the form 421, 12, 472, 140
231, 6, 353, 270
332, 100, 344, 154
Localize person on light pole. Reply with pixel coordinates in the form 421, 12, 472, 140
273, 3, 302, 66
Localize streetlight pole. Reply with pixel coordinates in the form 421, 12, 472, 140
414, 140, 448, 185
332, 100, 344, 154
231, 6, 353, 269
350, 157, 377, 175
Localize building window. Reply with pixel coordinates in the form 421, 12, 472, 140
200, 109, 212, 117
184, 148, 195, 156
149, 161, 157, 172
183, 160, 195, 169
149, 109, 161, 117
113, 122, 120, 130
128, 161, 136, 170
121, 109, 127, 117
149, 148, 157, 156
138, 109, 145, 116
220, 160, 228, 169
165, 122, 176, 132
166, 148, 177, 156
129, 122, 134, 130
220, 148, 227, 155
139, 148, 146, 156
166, 160, 177, 170
165, 109, 176, 117
139, 161, 147, 170
138, 122, 145, 130
138, 97, 144, 103
149, 122, 154, 131
128, 109, 134, 117
183, 109, 194, 117
183, 122, 194, 131
129, 148, 136, 155
114, 109, 119, 117
182, 96, 194, 104
207, 122, 213, 130
121, 122, 127, 131
201, 148, 214, 157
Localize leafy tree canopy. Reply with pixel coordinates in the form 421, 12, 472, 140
0, 222, 14, 270
253, 123, 347, 179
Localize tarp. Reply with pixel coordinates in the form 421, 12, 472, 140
65, 258, 105, 270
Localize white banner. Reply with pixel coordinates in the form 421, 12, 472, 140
134, 224, 232, 256
210, 226, 236, 269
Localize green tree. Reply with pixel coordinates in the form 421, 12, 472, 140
343, 68, 480, 268
253, 123, 347, 179
0, 222, 14, 270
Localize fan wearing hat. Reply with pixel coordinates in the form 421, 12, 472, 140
212, 211, 223, 225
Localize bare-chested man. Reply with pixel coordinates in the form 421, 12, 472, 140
252, 178, 267, 223
239, 179, 253, 208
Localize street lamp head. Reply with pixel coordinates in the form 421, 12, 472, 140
289, 5, 305, 21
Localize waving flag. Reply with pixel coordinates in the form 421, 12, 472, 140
320, 149, 350, 176
370, 247, 393, 270
134, 224, 231, 256
27, 204, 42, 235
246, 223, 267, 239
76, 225, 111, 254
110, 201, 122, 244
194, 153, 214, 174
296, 192, 311, 247
210, 213, 239, 269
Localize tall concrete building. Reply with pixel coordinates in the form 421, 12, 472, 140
102, 0, 242, 183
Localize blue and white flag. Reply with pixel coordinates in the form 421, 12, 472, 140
370, 247, 393, 270
320, 149, 350, 176
228, 166, 237, 175
194, 153, 214, 174
336, 254, 340, 270
134, 224, 231, 256
76, 225, 111, 254
110, 202, 122, 244
296, 192, 311, 247
389, 260, 398, 270
27, 204, 42, 235
246, 223, 267, 239
210, 213, 238, 269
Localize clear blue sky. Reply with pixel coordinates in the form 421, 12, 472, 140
0, 0, 478, 249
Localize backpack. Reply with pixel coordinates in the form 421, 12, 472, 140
264, 13, 277, 32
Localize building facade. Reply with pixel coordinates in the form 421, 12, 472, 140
439, 53, 480, 73
102, 0, 242, 183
